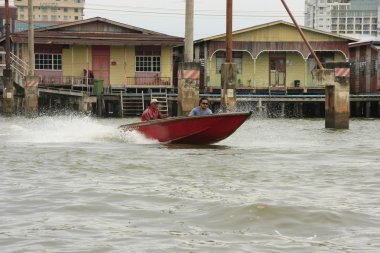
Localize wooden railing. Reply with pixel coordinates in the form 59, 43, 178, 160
126, 76, 171, 86
0, 51, 29, 88
38, 76, 171, 87
39, 76, 94, 86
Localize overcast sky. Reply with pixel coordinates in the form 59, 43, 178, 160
83, 0, 304, 39
1, 0, 304, 39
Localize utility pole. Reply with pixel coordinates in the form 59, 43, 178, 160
220, 0, 237, 111
226, 0, 232, 63
2, 0, 14, 115
280, 0, 323, 70
28, 0, 35, 75
184, 0, 194, 63
178, 0, 200, 116
25, 0, 39, 116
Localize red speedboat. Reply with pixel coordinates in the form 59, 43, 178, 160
119, 111, 252, 144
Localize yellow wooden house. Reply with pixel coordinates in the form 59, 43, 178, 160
10, 17, 183, 88
193, 20, 358, 92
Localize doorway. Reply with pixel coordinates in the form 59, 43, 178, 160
92, 45, 110, 86
269, 53, 286, 86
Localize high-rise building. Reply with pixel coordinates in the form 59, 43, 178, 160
305, 0, 380, 38
14, 0, 85, 23
0, 6, 18, 35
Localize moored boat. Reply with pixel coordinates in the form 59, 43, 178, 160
119, 111, 252, 144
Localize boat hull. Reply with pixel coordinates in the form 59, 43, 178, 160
119, 112, 252, 144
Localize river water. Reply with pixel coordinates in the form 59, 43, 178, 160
1, 114, 379, 253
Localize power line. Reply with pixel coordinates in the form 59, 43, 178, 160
0, 1, 304, 18
84, 7, 304, 18
85, 3, 304, 15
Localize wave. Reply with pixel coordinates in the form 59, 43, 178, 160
1, 114, 156, 145
193, 203, 380, 234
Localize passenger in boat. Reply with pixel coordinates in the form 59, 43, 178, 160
141, 98, 164, 121
189, 97, 213, 116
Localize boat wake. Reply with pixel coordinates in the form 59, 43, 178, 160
1, 114, 156, 145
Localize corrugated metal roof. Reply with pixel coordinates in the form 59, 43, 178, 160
11, 37, 183, 46
195, 20, 359, 43
33, 17, 166, 36
8, 17, 184, 46
349, 39, 380, 48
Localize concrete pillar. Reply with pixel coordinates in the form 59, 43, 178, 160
178, 62, 200, 116
313, 64, 350, 129
326, 76, 349, 129
2, 69, 14, 115
79, 95, 96, 114
326, 80, 350, 129
24, 76, 39, 116
221, 62, 237, 111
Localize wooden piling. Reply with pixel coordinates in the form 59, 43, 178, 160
313, 63, 350, 129
221, 63, 237, 111
177, 62, 200, 116
325, 74, 350, 129
24, 76, 39, 116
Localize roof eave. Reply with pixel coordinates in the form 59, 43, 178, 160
195, 20, 359, 43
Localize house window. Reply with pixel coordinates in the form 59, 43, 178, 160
135, 46, 161, 72
35, 54, 62, 70
215, 51, 242, 74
